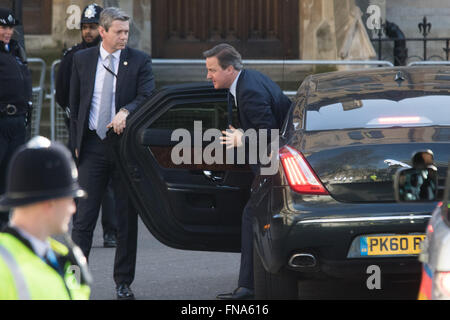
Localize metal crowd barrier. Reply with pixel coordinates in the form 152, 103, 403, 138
47, 59, 394, 143
47, 60, 70, 144
407, 61, 450, 66
28, 57, 46, 137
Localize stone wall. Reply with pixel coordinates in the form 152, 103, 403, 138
25, 0, 152, 56
299, 0, 376, 68
356, 0, 450, 64
27, 0, 378, 63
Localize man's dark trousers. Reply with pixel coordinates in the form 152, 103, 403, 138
232, 69, 291, 291
238, 187, 256, 290
72, 129, 138, 285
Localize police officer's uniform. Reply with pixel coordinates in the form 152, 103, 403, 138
0, 136, 91, 300
55, 3, 103, 131
0, 9, 32, 228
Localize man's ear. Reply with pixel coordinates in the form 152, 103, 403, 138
226, 65, 234, 73
98, 25, 106, 38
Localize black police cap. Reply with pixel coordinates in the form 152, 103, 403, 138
80, 3, 103, 25
0, 8, 19, 26
0, 136, 86, 210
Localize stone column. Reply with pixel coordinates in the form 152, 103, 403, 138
300, 0, 376, 69
300, 0, 338, 61
335, 0, 376, 66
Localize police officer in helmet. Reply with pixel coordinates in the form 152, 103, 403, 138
0, 8, 32, 230
56, 3, 103, 123
0, 136, 92, 300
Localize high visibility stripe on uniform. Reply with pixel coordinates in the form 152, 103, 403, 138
0, 245, 31, 300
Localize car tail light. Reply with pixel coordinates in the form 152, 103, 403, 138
377, 116, 421, 124
436, 271, 450, 298
367, 116, 433, 126
279, 146, 329, 195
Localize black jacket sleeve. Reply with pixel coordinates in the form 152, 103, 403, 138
56, 52, 74, 110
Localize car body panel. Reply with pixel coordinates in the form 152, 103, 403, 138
255, 66, 450, 278
114, 66, 450, 287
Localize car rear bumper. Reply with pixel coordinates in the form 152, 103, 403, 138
258, 199, 433, 279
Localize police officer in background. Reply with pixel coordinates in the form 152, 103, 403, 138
0, 136, 91, 300
56, 3, 103, 121
0, 8, 32, 230
56, 3, 118, 248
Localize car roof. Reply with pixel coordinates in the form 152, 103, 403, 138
300, 66, 450, 106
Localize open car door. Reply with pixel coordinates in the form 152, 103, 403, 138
110, 83, 254, 252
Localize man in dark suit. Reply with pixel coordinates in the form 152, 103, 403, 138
56, 3, 118, 249
69, 7, 155, 299
203, 43, 291, 300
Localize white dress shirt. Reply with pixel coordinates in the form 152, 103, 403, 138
89, 43, 121, 131
229, 70, 242, 107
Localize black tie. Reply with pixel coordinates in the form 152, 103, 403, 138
227, 92, 235, 127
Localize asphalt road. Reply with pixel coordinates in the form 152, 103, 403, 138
83, 217, 241, 300
68, 216, 420, 300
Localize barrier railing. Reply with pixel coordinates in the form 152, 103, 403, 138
47, 59, 71, 143
28, 57, 46, 137
407, 61, 450, 66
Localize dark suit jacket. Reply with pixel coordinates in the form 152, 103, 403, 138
235, 69, 291, 132
56, 42, 89, 110
69, 45, 155, 158
234, 69, 292, 172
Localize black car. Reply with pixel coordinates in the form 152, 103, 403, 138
111, 66, 450, 299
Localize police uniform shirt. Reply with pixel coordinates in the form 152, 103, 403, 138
9, 224, 50, 260
89, 43, 121, 131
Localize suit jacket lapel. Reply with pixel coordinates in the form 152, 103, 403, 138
235, 69, 245, 103
82, 45, 99, 133
115, 47, 129, 110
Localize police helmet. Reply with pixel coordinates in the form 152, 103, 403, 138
0, 8, 19, 27
80, 3, 103, 25
0, 136, 86, 210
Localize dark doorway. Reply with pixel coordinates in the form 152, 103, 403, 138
151, 0, 299, 59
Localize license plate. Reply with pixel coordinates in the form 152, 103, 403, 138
360, 234, 425, 256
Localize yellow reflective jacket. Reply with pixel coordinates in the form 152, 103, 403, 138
0, 228, 91, 300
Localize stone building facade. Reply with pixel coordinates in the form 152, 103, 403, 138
1, 0, 377, 62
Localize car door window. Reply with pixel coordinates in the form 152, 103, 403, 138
150, 102, 239, 132
115, 85, 250, 252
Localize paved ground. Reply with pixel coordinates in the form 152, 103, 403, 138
63, 216, 419, 300
82, 218, 241, 300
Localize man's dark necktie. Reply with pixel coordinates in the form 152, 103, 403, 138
227, 92, 236, 127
